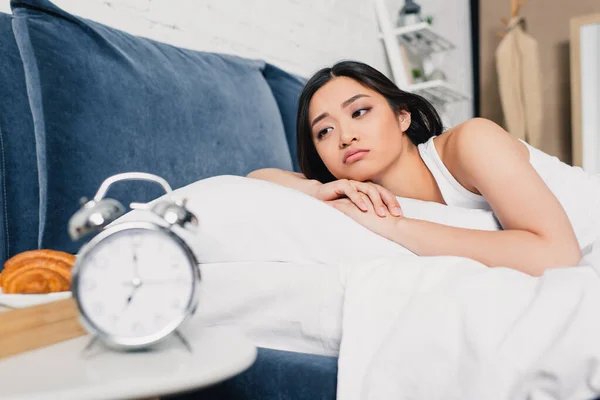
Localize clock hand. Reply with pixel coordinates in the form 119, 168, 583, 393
126, 290, 135, 305
123, 277, 143, 310
123, 288, 137, 310
132, 251, 141, 279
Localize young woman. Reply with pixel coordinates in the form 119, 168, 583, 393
248, 61, 599, 276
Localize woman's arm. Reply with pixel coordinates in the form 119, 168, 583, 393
248, 169, 403, 215
247, 168, 322, 196
391, 118, 582, 276
392, 219, 579, 276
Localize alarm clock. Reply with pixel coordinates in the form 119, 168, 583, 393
68, 172, 200, 351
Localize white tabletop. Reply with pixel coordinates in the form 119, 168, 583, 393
0, 324, 256, 400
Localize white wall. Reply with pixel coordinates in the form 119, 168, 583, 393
3, 0, 388, 79
580, 23, 600, 174
2, 0, 474, 124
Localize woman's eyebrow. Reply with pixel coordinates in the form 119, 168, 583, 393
311, 94, 371, 128
341, 94, 370, 109
311, 112, 329, 128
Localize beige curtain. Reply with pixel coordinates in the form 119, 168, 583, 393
496, 17, 543, 148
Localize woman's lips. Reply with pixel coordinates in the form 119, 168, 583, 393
344, 150, 369, 164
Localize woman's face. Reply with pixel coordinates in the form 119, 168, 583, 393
308, 76, 411, 182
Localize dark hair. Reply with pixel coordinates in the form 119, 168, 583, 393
296, 60, 444, 183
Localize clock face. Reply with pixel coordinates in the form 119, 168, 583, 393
73, 225, 197, 345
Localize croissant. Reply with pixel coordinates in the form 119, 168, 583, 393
0, 250, 76, 294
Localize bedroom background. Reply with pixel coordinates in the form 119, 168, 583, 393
1, 1, 600, 398
0, 0, 474, 127
2, 0, 596, 166
478, 0, 599, 166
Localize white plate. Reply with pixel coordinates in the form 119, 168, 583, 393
0, 289, 72, 309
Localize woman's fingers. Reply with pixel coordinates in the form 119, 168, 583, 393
320, 180, 402, 217
354, 183, 386, 217
352, 182, 402, 217
345, 188, 369, 211
357, 192, 372, 212
328, 180, 366, 211
376, 186, 403, 217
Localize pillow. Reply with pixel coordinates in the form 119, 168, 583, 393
113, 175, 502, 265
11, 0, 294, 255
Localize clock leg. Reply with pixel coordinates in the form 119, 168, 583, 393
80, 335, 103, 358
174, 329, 193, 353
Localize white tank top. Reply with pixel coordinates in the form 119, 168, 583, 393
417, 136, 600, 252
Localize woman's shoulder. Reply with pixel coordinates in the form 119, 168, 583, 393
436, 118, 529, 162
434, 118, 491, 150
440, 117, 501, 140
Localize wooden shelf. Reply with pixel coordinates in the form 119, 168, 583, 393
379, 22, 455, 55
408, 80, 470, 105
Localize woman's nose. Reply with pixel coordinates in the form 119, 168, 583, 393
339, 127, 359, 147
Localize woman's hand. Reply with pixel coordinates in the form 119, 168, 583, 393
314, 179, 403, 217
326, 197, 402, 241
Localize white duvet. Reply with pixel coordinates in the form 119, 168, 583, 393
115, 176, 600, 400
338, 252, 600, 400
193, 254, 600, 400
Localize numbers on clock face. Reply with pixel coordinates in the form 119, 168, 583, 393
131, 321, 144, 335
171, 299, 182, 310
91, 302, 104, 316
82, 279, 97, 292
131, 232, 142, 248
93, 255, 108, 271
76, 227, 195, 340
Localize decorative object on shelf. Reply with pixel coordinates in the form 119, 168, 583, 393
412, 67, 425, 83
68, 172, 201, 353
496, 0, 542, 148
386, 21, 455, 56
396, 0, 423, 28
427, 68, 447, 82
410, 80, 469, 108
373, 0, 469, 111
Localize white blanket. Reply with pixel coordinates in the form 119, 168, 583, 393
112, 175, 600, 398
337, 245, 600, 400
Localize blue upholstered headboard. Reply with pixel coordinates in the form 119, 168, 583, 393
0, 0, 306, 266
0, 11, 39, 265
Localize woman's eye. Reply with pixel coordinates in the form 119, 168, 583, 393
317, 127, 332, 139
352, 108, 370, 118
